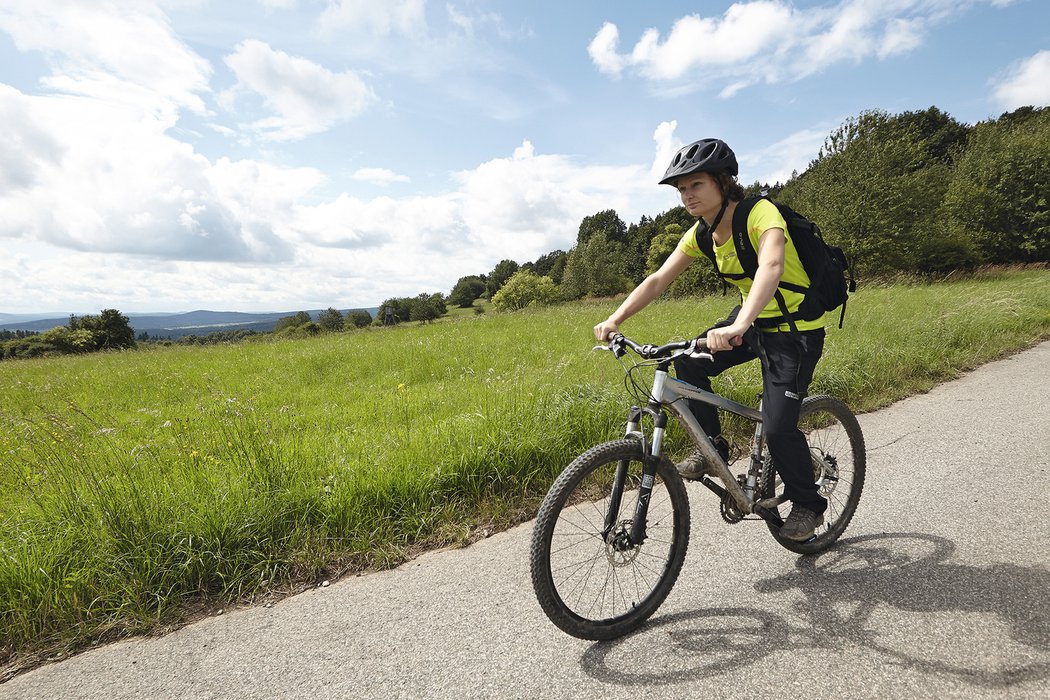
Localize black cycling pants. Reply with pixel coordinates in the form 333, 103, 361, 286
673, 323, 827, 514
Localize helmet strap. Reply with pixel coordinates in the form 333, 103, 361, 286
706, 199, 729, 233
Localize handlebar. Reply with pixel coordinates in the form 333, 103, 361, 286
597, 333, 711, 361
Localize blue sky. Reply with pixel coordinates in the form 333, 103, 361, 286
2, 0, 1047, 314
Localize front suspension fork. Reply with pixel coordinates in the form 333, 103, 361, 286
604, 405, 666, 547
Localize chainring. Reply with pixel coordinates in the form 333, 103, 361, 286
719, 476, 749, 523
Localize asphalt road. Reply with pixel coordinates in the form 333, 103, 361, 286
4, 341, 1049, 699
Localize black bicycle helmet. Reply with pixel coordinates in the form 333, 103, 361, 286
658, 138, 738, 185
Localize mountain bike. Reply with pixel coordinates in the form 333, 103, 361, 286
529, 333, 866, 640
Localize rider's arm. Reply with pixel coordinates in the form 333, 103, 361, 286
706, 227, 785, 351
594, 249, 693, 341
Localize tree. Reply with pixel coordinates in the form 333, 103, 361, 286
744, 181, 783, 198
427, 292, 447, 317
71, 309, 136, 350
638, 222, 723, 298
560, 231, 632, 300
779, 109, 959, 274
275, 311, 312, 332
645, 224, 683, 275
621, 207, 694, 284
548, 255, 567, 284
491, 270, 560, 311
317, 307, 345, 332
485, 259, 520, 298
940, 106, 1050, 264
577, 210, 627, 246
449, 275, 487, 308
345, 309, 373, 328
893, 105, 969, 165
532, 250, 567, 282
409, 293, 445, 323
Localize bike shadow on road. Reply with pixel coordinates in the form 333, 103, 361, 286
580, 532, 1050, 689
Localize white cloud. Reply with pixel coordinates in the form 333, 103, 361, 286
446, 4, 474, 36
455, 141, 635, 258
719, 80, 754, 99
351, 168, 411, 186
0, 83, 306, 263
318, 0, 426, 37
650, 120, 682, 181
994, 50, 1050, 109
0, 3, 294, 266
0, 0, 210, 121
590, 0, 1010, 94
588, 22, 627, 77
223, 40, 377, 141
738, 127, 831, 185
286, 139, 656, 282
589, 2, 790, 82
878, 18, 925, 58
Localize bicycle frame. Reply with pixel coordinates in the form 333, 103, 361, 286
618, 359, 769, 541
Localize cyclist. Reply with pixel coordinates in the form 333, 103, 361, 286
593, 138, 826, 542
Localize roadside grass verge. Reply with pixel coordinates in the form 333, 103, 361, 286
1, 266, 1048, 672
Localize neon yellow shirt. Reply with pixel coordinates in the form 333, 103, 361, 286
676, 199, 826, 332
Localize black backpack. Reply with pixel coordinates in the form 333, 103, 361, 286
696, 196, 855, 332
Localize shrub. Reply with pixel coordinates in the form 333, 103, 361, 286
491, 271, 561, 311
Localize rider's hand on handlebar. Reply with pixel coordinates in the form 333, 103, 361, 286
704, 322, 747, 353
594, 319, 620, 342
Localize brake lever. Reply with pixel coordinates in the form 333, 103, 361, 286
685, 339, 714, 362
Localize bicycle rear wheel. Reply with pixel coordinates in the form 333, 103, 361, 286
530, 439, 690, 640
762, 395, 866, 555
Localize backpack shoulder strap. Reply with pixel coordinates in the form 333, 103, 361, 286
695, 220, 717, 269
734, 196, 802, 334
731, 196, 762, 276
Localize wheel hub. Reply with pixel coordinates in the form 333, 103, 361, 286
605, 521, 641, 566
812, 447, 840, 497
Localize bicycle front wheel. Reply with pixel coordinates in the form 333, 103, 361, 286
762, 395, 866, 555
529, 439, 690, 640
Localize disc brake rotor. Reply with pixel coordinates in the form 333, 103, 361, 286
811, 446, 840, 497
605, 521, 640, 566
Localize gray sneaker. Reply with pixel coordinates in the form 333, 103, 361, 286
779, 505, 825, 541
675, 451, 715, 480
675, 436, 730, 480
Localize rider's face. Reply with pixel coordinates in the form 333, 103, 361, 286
675, 172, 722, 220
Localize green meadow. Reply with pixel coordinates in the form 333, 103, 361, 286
2, 267, 1049, 667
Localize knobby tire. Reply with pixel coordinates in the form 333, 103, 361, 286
763, 395, 866, 554
529, 439, 690, 640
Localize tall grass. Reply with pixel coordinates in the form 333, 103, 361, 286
2, 267, 1049, 668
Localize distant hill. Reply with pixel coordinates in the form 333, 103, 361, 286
0, 309, 380, 339
0, 312, 81, 325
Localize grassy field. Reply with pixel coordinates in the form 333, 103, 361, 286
2, 267, 1049, 669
